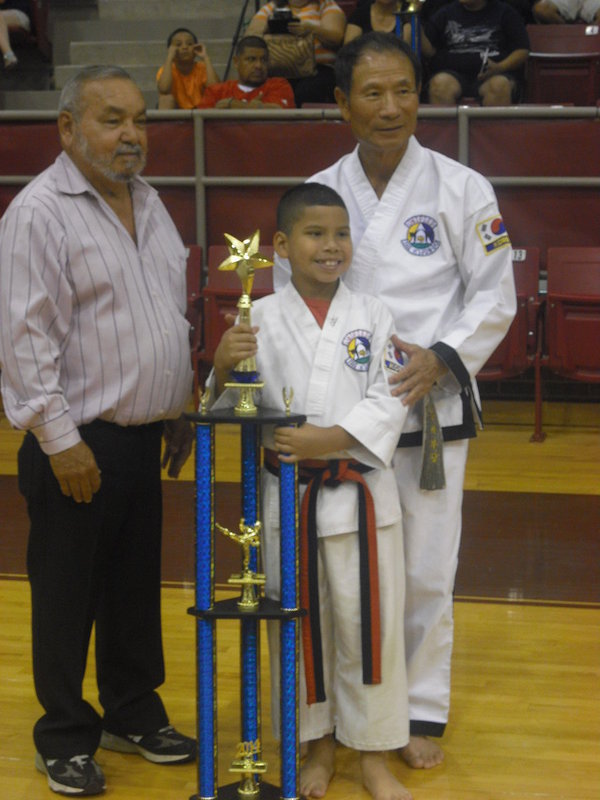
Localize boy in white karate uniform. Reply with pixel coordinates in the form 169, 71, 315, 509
211, 183, 413, 800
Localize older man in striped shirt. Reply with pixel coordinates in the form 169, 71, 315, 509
0, 66, 196, 796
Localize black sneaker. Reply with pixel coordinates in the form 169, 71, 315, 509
100, 725, 196, 764
35, 752, 106, 796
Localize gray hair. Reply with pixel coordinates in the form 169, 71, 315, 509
58, 65, 136, 119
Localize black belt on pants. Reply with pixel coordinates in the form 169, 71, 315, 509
264, 449, 381, 705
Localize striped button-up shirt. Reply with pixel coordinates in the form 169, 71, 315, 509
0, 152, 193, 455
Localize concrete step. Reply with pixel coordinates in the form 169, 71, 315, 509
52, 17, 237, 65
0, 88, 160, 112
53, 62, 226, 91
97, 0, 244, 20
69, 38, 232, 67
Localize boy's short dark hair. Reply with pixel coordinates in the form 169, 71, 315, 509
235, 35, 269, 57
335, 32, 422, 96
277, 183, 348, 234
167, 27, 198, 47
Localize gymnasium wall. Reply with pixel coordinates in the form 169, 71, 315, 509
1, 108, 599, 267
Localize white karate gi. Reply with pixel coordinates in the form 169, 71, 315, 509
211, 280, 410, 749
274, 136, 517, 734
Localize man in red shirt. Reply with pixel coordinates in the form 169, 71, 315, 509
198, 36, 295, 108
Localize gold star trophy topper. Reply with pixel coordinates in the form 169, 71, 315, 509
218, 230, 273, 415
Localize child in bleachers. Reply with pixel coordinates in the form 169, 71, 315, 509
156, 27, 219, 109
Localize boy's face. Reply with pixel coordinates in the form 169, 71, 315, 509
171, 32, 196, 63
274, 205, 352, 298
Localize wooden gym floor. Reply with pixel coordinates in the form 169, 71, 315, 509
0, 401, 599, 800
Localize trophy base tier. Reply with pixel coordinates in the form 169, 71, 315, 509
188, 596, 305, 620
186, 407, 306, 426
190, 780, 306, 800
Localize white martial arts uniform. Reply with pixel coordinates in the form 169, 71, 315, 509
210, 280, 410, 750
274, 136, 517, 734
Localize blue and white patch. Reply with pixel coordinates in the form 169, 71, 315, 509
476, 216, 511, 254
401, 214, 441, 257
343, 329, 372, 371
382, 338, 406, 377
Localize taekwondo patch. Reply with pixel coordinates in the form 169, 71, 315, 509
382, 338, 406, 377
476, 216, 511, 254
343, 330, 372, 372
401, 214, 441, 257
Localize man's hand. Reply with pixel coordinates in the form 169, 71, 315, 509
162, 416, 194, 478
388, 336, 448, 407
477, 58, 501, 81
49, 441, 101, 504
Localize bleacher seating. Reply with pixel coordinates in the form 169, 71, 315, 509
478, 247, 541, 382
526, 24, 600, 105
478, 247, 545, 440
544, 247, 600, 383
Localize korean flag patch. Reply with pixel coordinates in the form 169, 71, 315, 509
476, 216, 511, 255
382, 338, 406, 378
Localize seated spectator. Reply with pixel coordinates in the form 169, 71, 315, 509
156, 27, 219, 109
0, 0, 32, 69
415, 0, 533, 22
245, 1, 346, 106
533, 0, 600, 23
344, 0, 404, 43
418, 0, 529, 106
197, 36, 295, 108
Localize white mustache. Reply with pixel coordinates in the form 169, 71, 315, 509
115, 146, 143, 157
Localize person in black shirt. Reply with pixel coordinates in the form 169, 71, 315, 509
418, 0, 529, 105
0, 0, 32, 68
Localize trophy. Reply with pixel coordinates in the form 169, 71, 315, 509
399, 0, 422, 59
218, 230, 273, 415
187, 230, 306, 800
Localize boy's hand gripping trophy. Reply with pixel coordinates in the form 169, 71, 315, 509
218, 230, 273, 415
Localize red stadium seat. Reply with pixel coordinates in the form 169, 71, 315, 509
478, 247, 541, 381
544, 247, 600, 382
200, 243, 275, 374
477, 247, 544, 440
526, 24, 600, 105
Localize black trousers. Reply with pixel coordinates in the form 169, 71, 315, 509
19, 420, 169, 758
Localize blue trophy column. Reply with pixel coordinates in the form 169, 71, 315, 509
279, 457, 300, 800
240, 424, 260, 768
194, 422, 217, 799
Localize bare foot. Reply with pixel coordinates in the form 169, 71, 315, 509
398, 735, 444, 769
300, 734, 336, 798
361, 751, 412, 800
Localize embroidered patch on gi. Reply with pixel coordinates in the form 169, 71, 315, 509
382, 338, 406, 377
401, 215, 441, 257
343, 330, 372, 372
476, 216, 511, 254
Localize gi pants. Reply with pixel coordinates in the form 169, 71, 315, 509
265, 523, 409, 751
393, 439, 469, 736
19, 420, 169, 759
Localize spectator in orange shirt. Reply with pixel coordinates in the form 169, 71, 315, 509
156, 27, 219, 109
198, 36, 295, 109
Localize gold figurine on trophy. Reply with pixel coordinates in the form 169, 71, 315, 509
229, 739, 267, 800
218, 230, 273, 415
215, 519, 266, 611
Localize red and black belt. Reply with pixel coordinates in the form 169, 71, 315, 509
264, 449, 381, 705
